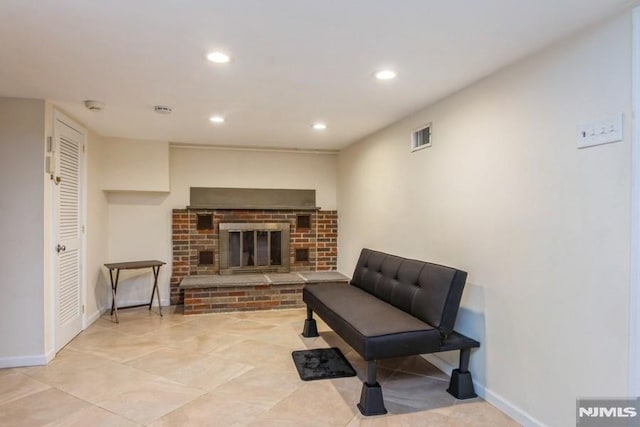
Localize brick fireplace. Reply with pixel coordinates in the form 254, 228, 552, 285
170, 188, 338, 305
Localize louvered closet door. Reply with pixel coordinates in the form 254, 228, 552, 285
54, 116, 84, 352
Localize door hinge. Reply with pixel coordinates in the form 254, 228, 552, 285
82, 144, 85, 153
82, 305, 85, 314
82, 225, 85, 233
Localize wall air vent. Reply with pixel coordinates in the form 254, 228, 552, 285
411, 123, 432, 152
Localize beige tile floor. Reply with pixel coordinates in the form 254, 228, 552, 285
0, 307, 518, 426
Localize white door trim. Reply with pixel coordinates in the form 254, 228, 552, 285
51, 109, 87, 353
630, 7, 640, 398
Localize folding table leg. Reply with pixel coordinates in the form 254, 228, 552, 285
148, 265, 163, 316
109, 268, 120, 323
151, 265, 163, 316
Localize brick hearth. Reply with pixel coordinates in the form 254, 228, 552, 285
180, 271, 348, 315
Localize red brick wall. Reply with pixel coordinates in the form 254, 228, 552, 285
183, 283, 304, 314
171, 209, 190, 305
316, 210, 338, 271
170, 209, 338, 305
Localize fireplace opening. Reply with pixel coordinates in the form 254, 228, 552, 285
219, 222, 290, 274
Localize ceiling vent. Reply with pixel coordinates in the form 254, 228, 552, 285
84, 100, 104, 112
154, 105, 172, 114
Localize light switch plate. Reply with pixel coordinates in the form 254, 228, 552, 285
577, 113, 623, 149
45, 155, 55, 174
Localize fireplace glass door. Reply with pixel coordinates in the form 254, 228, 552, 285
220, 223, 290, 274
228, 230, 282, 268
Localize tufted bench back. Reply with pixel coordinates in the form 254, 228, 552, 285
350, 248, 467, 336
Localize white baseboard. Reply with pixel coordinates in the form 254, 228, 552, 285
422, 354, 545, 426
45, 347, 55, 364
422, 353, 456, 378
0, 348, 55, 369
1, 300, 172, 369
482, 386, 546, 426
83, 307, 106, 329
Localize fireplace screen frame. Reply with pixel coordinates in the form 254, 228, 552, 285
219, 222, 290, 274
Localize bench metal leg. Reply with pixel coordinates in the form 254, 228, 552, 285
447, 348, 477, 399
302, 307, 319, 337
357, 360, 387, 416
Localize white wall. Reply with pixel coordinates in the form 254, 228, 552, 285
85, 129, 109, 321
0, 100, 110, 366
102, 137, 169, 192
44, 109, 110, 355
337, 11, 631, 427
43, 102, 53, 356
0, 98, 46, 362
106, 145, 338, 305
168, 146, 337, 210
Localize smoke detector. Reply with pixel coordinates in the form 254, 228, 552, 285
154, 105, 172, 114
83, 100, 104, 112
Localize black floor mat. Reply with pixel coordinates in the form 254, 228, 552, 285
292, 347, 357, 381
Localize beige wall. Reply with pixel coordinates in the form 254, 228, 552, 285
85, 129, 109, 320
102, 137, 169, 192
43, 102, 53, 355
169, 146, 337, 210
1, 10, 633, 423
0, 98, 46, 362
45, 109, 109, 356
106, 145, 338, 305
337, 11, 631, 427
0, 100, 110, 366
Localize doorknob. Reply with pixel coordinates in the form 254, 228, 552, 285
56, 244, 66, 253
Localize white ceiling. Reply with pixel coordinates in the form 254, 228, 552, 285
0, 0, 633, 150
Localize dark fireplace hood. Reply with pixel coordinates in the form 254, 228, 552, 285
188, 187, 319, 210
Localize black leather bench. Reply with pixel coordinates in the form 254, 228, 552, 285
302, 248, 480, 415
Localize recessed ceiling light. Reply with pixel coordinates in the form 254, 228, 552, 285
375, 70, 397, 80
209, 115, 225, 123
312, 122, 327, 130
207, 51, 230, 63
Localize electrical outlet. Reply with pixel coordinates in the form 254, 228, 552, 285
577, 113, 623, 149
